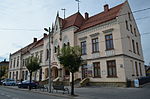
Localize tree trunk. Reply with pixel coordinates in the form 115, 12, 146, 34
71, 72, 74, 95
29, 72, 32, 90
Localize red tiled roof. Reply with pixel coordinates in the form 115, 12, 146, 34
76, 3, 124, 32
61, 12, 85, 30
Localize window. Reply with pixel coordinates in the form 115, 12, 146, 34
57, 45, 60, 54
10, 59, 13, 68
9, 72, 11, 79
128, 12, 131, 21
105, 34, 114, 50
107, 60, 117, 77
92, 38, 99, 53
16, 71, 18, 80
136, 42, 140, 55
22, 59, 25, 67
22, 71, 24, 80
135, 61, 139, 76
139, 63, 142, 76
13, 58, 16, 68
25, 71, 28, 80
67, 42, 70, 46
54, 46, 57, 53
130, 24, 133, 33
17, 56, 19, 67
134, 28, 137, 36
130, 60, 135, 76
127, 36, 132, 52
46, 49, 49, 60
125, 20, 129, 30
40, 50, 43, 63
93, 62, 101, 77
81, 41, 86, 55
65, 69, 70, 76
132, 39, 136, 53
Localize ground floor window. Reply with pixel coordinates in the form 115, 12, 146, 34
16, 71, 18, 80
93, 62, 101, 77
82, 64, 88, 79
107, 60, 117, 77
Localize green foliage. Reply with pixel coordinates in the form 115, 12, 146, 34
26, 56, 41, 73
58, 46, 82, 73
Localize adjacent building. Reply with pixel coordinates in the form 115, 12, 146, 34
0, 59, 9, 79
8, 1, 145, 87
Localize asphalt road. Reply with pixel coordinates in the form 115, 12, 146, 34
0, 86, 69, 99
0, 84, 150, 99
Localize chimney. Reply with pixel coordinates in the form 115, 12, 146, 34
104, 4, 109, 12
85, 12, 89, 20
33, 38, 37, 42
43, 33, 47, 38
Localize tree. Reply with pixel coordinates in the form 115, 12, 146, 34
58, 46, 82, 95
26, 56, 41, 90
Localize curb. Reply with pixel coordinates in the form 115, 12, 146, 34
2, 86, 78, 98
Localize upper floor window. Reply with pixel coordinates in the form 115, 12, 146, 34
130, 24, 133, 33
81, 41, 87, 55
92, 38, 99, 53
105, 34, 114, 50
13, 58, 16, 68
136, 42, 140, 55
40, 50, 43, 63
107, 60, 117, 77
17, 56, 19, 67
134, 28, 137, 36
46, 49, 49, 60
93, 62, 101, 77
128, 12, 131, 21
125, 20, 129, 31
132, 39, 136, 53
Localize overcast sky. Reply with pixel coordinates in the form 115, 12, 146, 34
0, 0, 150, 65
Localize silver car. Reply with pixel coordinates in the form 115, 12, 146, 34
3, 79, 16, 86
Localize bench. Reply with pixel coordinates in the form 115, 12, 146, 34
52, 85, 69, 94
37, 85, 48, 92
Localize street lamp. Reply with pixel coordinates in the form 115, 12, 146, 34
44, 27, 52, 93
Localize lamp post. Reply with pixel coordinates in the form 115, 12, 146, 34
44, 27, 52, 93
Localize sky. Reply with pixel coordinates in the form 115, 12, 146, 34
0, 0, 150, 65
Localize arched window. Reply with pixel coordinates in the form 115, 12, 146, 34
67, 42, 70, 46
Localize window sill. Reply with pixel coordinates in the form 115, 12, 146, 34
105, 48, 114, 51
92, 51, 99, 54
82, 54, 87, 56
93, 76, 101, 78
107, 76, 118, 78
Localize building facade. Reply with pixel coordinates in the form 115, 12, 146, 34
8, 1, 145, 86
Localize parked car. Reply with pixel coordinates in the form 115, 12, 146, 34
2, 79, 16, 86
18, 80, 39, 89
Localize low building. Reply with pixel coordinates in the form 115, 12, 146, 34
0, 59, 9, 79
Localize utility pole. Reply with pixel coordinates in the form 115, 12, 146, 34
61, 8, 66, 19
44, 27, 52, 93
75, 0, 80, 12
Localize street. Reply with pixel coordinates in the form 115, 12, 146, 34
0, 84, 150, 99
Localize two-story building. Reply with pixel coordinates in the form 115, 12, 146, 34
8, 1, 145, 87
